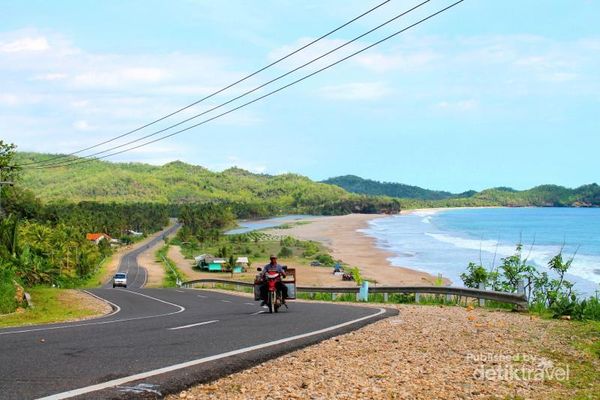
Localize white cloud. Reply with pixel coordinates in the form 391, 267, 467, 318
0, 36, 49, 53
72, 120, 92, 131
211, 155, 267, 174
319, 82, 391, 101
541, 72, 578, 82
72, 67, 167, 88
32, 72, 68, 81
0, 94, 21, 106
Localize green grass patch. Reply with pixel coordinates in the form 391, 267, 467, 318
0, 287, 103, 328
78, 256, 110, 288
157, 245, 188, 288
0, 270, 18, 314
539, 321, 600, 399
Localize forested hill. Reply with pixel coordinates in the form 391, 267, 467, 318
15, 153, 600, 209
323, 175, 600, 207
322, 175, 462, 200
14, 152, 401, 215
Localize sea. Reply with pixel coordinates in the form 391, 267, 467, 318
361, 208, 600, 296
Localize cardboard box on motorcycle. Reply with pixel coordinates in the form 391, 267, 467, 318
254, 267, 296, 300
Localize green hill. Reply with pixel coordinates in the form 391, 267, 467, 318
14, 153, 401, 215
14, 153, 600, 211
324, 175, 600, 207
322, 175, 465, 200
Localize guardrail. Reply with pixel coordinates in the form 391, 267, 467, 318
181, 278, 528, 309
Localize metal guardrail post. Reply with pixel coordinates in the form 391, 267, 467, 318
383, 293, 388, 302
478, 282, 485, 307
162, 255, 182, 287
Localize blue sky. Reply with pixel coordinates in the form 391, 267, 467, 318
1, 0, 599, 192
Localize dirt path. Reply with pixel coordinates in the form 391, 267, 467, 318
167, 244, 357, 287
139, 220, 180, 288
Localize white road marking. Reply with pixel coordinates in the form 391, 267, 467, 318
0, 290, 185, 336
175, 290, 185, 293
220, 300, 232, 303
244, 302, 255, 306
197, 295, 207, 298
140, 265, 148, 288
38, 308, 387, 400
250, 310, 266, 316
168, 320, 218, 330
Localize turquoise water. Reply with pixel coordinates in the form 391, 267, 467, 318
362, 208, 600, 296
225, 215, 319, 235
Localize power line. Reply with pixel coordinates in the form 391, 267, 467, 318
32, 0, 465, 170
18, 0, 392, 168
29, 0, 433, 169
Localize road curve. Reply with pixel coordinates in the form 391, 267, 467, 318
103, 223, 181, 290
0, 224, 395, 400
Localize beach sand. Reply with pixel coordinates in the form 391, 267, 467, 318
261, 213, 443, 286
165, 211, 447, 287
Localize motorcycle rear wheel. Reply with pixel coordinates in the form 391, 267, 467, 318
268, 291, 275, 313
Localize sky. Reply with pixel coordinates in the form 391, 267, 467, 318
1, 0, 599, 192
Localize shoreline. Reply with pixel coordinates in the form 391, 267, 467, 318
263, 213, 445, 286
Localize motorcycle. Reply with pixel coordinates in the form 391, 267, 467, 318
255, 267, 292, 313
265, 270, 285, 313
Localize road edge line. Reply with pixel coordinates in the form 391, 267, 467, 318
38, 307, 387, 400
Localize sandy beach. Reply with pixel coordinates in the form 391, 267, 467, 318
261, 212, 444, 286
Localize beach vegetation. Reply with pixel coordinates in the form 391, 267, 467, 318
461, 244, 600, 321
278, 246, 293, 258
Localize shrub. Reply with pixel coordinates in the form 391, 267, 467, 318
0, 269, 17, 314
278, 246, 293, 258
315, 253, 335, 266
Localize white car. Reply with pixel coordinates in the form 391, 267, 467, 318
112, 273, 127, 288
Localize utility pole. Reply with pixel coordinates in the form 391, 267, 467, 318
0, 180, 14, 217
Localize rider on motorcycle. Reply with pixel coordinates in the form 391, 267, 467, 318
259, 255, 288, 305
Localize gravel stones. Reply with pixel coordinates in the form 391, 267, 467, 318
167, 304, 580, 399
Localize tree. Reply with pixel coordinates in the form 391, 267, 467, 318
460, 262, 490, 289
0, 141, 20, 218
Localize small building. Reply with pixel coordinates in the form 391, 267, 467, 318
236, 256, 249, 267
207, 258, 226, 272
195, 254, 215, 269
126, 229, 143, 237
86, 233, 112, 245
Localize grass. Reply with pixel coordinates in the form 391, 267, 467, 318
540, 320, 600, 399
157, 245, 188, 288
0, 287, 104, 328
78, 256, 110, 288
178, 234, 344, 278
0, 277, 17, 314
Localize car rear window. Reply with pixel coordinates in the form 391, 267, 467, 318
115, 274, 126, 278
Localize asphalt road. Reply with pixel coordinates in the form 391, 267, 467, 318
103, 223, 181, 290
0, 226, 395, 400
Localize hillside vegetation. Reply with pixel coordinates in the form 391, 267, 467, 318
325, 175, 600, 207
15, 153, 401, 215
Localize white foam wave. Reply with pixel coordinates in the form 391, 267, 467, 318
426, 233, 600, 285
412, 209, 441, 217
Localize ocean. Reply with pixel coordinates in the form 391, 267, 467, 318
362, 208, 600, 296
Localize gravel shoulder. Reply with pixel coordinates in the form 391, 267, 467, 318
169, 304, 596, 400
